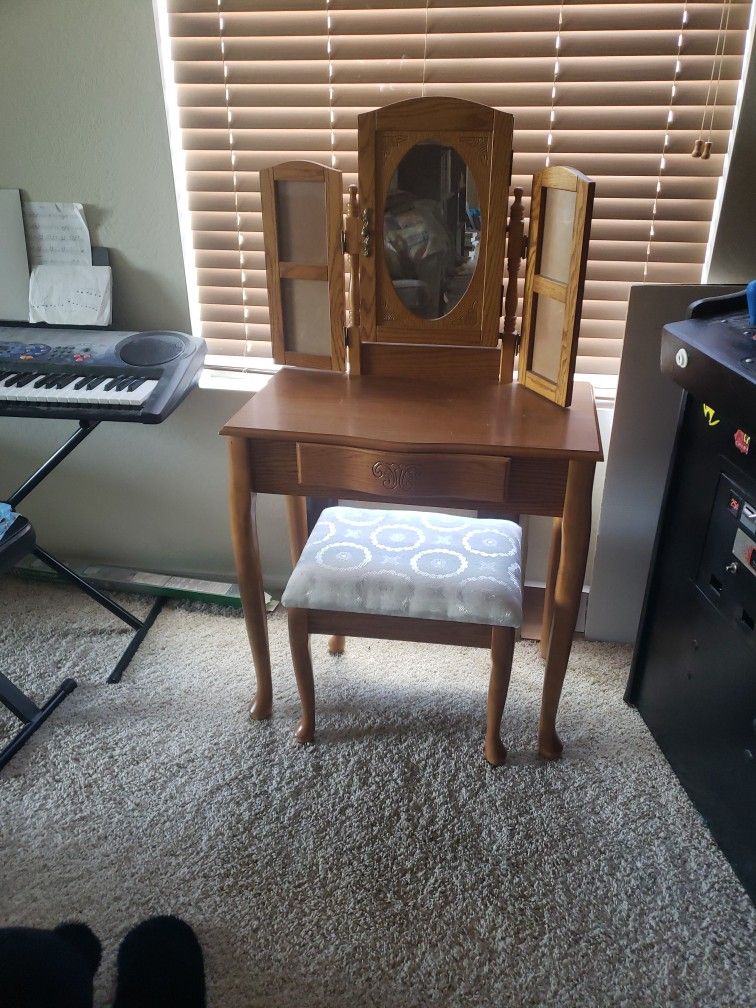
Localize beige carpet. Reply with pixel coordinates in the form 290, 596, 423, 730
1, 575, 754, 1008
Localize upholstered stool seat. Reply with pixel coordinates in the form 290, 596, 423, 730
282, 505, 522, 765
282, 506, 522, 626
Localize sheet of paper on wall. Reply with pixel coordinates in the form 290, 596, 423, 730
22, 201, 91, 267
0, 189, 31, 321
28, 264, 112, 326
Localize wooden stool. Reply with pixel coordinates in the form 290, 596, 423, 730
281, 506, 522, 765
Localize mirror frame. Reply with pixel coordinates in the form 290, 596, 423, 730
260, 160, 346, 371
518, 165, 594, 408
356, 97, 514, 350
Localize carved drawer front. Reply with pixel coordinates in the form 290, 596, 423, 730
295, 443, 509, 502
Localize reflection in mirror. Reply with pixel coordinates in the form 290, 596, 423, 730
531, 294, 566, 383
384, 143, 480, 319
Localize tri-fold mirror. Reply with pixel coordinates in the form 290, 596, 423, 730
260, 96, 594, 407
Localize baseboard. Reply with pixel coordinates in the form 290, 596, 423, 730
12, 557, 278, 611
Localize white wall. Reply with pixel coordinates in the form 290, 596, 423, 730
1, 387, 293, 588
0, 0, 190, 334
0, 0, 295, 591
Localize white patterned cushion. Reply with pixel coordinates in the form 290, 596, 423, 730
282, 506, 522, 628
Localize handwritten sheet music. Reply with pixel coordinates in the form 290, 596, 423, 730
29, 265, 112, 326
23, 202, 91, 267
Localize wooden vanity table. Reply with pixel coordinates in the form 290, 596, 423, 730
222, 96, 602, 759
223, 370, 601, 759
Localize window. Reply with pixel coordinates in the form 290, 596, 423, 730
162, 0, 752, 377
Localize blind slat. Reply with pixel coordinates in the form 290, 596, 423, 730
172, 28, 746, 62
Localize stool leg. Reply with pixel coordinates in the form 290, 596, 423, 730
485, 626, 515, 766
287, 608, 315, 744
328, 635, 345, 656
306, 498, 347, 658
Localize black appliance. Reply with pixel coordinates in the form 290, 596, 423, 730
627, 288, 756, 902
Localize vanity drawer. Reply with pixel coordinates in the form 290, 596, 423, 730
296, 443, 509, 503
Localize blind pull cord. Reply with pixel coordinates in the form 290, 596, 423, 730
693, 0, 732, 159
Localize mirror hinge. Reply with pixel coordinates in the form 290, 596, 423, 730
341, 230, 347, 253
343, 325, 350, 347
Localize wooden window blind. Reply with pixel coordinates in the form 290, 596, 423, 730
164, 0, 751, 375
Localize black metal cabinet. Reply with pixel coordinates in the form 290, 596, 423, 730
628, 292, 756, 903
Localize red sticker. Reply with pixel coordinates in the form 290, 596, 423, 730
734, 430, 751, 455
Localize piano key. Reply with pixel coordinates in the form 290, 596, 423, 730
0, 376, 30, 400
41, 377, 159, 407
0, 357, 160, 408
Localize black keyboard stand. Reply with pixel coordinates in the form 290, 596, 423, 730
1, 420, 166, 769
0, 673, 76, 772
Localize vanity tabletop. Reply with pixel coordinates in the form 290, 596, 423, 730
221, 368, 603, 462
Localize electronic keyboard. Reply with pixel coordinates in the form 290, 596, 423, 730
0, 326, 205, 423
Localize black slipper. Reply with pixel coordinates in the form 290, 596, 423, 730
0, 922, 101, 1008
112, 916, 205, 1008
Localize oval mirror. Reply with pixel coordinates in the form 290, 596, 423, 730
383, 142, 481, 320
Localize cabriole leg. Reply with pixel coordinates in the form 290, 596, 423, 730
228, 437, 272, 721
288, 608, 315, 744
540, 518, 562, 659
538, 461, 594, 760
485, 625, 516, 766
